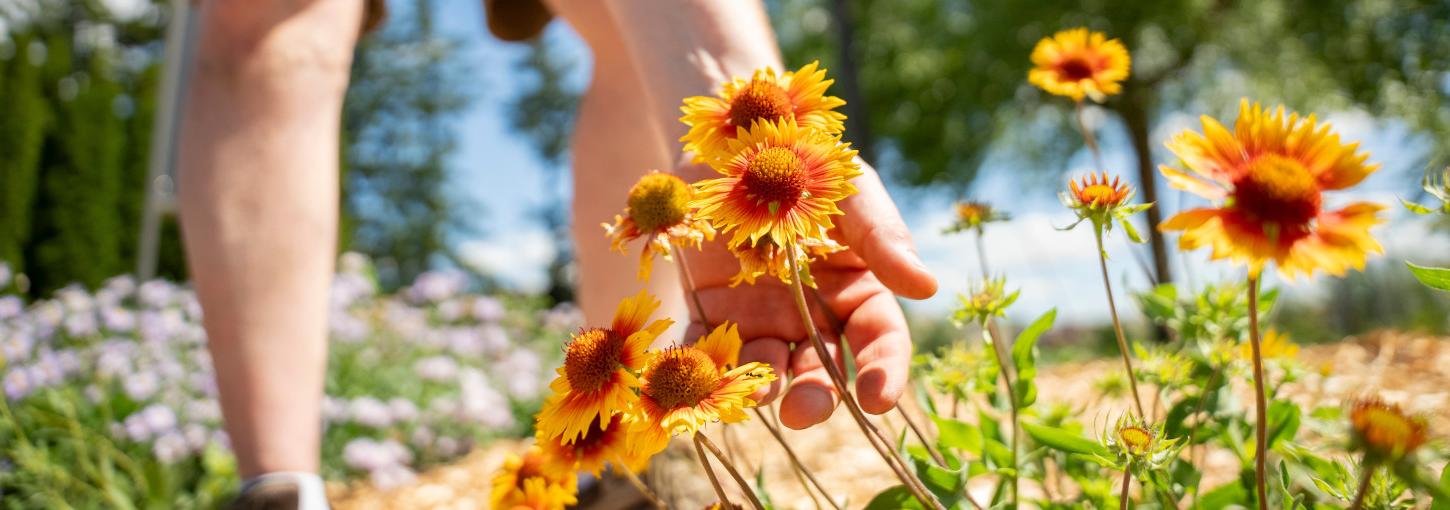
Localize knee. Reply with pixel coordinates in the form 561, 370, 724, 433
195, 0, 362, 88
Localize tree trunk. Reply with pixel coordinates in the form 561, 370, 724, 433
1119, 91, 1172, 288
828, 0, 873, 161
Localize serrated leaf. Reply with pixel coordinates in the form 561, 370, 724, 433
1407, 262, 1450, 291
1021, 422, 1109, 458
1010, 309, 1056, 407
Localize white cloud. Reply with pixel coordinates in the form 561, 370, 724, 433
456, 229, 557, 294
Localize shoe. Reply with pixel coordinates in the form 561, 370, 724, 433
226, 472, 330, 510
484, 0, 553, 41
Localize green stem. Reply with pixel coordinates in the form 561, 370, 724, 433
1094, 226, 1148, 419
1246, 275, 1269, 510
697, 433, 766, 510
693, 433, 736, 509
786, 249, 947, 510
1348, 460, 1374, 510
1120, 468, 1133, 510
984, 319, 1019, 508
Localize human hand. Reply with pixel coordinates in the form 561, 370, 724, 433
679, 159, 937, 429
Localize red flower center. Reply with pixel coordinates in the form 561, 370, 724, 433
574, 414, 624, 459
1058, 57, 1095, 81
564, 328, 625, 393
742, 147, 807, 208
642, 347, 720, 409
730, 79, 793, 129
1233, 155, 1322, 227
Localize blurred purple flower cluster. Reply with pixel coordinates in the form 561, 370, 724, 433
0, 254, 580, 488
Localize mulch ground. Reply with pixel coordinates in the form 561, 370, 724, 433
330, 331, 1449, 509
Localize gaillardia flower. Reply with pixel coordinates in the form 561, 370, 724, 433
1028, 28, 1131, 103
952, 277, 1019, 326
1061, 172, 1153, 242
680, 61, 846, 162
536, 413, 649, 476
1100, 413, 1182, 470
490, 446, 578, 510
1159, 100, 1385, 279
692, 118, 861, 250
727, 233, 843, 287
943, 200, 1010, 235
629, 322, 776, 457
603, 171, 716, 281
536, 291, 673, 443
1236, 328, 1299, 362
1349, 398, 1428, 462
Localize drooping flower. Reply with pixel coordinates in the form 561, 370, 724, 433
1349, 398, 1428, 462
490, 446, 578, 510
536, 413, 649, 476
727, 233, 843, 287
1061, 172, 1153, 243
1100, 413, 1182, 470
628, 322, 776, 457
536, 291, 673, 443
1159, 100, 1385, 279
680, 61, 846, 162
603, 171, 716, 281
1028, 28, 1131, 103
943, 200, 1010, 235
952, 277, 1019, 327
692, 117, 861, 250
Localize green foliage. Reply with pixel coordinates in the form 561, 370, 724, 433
1009, 308, 1055, 407
1406, 262, 1450, 292
0, 35, 50, 277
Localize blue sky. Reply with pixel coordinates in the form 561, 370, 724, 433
430, 0, 1447, 325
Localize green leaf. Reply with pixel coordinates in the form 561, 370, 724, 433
1021, 422, 1109, 458
911, 453, 966, 506
1267, 400, 1301, 449
1407, 262, 1450, 291
1402, 197, 1435, 215
1198, 481, 1249, 510
1118, 216, 1146, 243
1011, 309, 1056, 407
930, 414, 984, 455
1432, 464, 1450, 510
863, 485, 924, 510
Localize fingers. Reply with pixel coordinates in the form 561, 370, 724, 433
840, 291, 913, 414
779, 338, 841, 429
737, 336, 789, 405
837, 164, 938, 300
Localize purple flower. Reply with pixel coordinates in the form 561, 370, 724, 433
137, 281, 173, 309
412, 356, 458, 382
501, 349, 543, 399
387, 398, 419, 424
123, 371, 159, 401
100, 306, 135, 333
458, 368, 513, 428
62, 313, 99, 338
407, 270, 467, 304
152, 431, 190, 464
369, 464, 416, 490
348, 397, 393, 428
139, 404, 178, 434
410, 426, 435, 449
436, 299, 465, 322
183, 423, 210, 450
472, 297, 505, 323
4, 368, 32, 400
0, 296, 22, 320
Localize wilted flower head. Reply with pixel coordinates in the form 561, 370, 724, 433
1100, 413, 1181, 470
952, 277, 1019, 326
1349, 397, 1428, 462
943, 201, 1009, 235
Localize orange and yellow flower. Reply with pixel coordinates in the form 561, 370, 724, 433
727, 233, 843, 287
536, 413, 650, 476
681, 61, 846, 162
1159, 100, 1385, 279
1028, 28, 1131, 103
1236, 328, 1298, 362
629, 322, 776, 457
692, 117, 861, 251
490, 446, 578, 510
943, 200, 1009, 235
1349, 398, 1428, 462
1068, 172, 1133, 211
536, 290, 673, 443
603, 171, 716, 281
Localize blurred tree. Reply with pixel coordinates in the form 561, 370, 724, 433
0, 35, 50, 279
770, 0, 1450, 289
507, 34, 582, 305
341, 0, 473, 290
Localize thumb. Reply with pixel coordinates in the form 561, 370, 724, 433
837, 164, 937, 300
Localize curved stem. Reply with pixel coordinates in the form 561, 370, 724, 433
1120, 468, 1133, 510
1076, 100, 1106, 172
984, 319, 1019, 508
1349, 460, 1374, 510
1246, 275, 1268, 510
694, 434, 735, 510
672, 245, 709, 325
787, 250, 947, 510
1094, 227, 1148, 419
898, 405, 948, 467
753, 406, 838, 510
697, 433, 766, 510
613, 457, 667, 510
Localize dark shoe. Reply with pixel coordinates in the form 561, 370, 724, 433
226, 473, 330, 510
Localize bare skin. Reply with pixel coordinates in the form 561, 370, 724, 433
178, 0, 361, 477
179, 0, 935, 480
